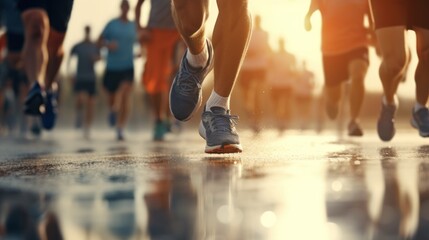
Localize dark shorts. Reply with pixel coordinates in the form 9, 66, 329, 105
103, 68, 134, 93
370, 0, 429, 30
74, 81, 96, 97
17, 0, 74, 33
6, 31, 24, 53
323, 47, 369, 87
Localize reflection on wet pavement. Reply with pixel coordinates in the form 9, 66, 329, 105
1, 130, 429, 239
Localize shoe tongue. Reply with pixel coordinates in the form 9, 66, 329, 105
210, 106, 227, 114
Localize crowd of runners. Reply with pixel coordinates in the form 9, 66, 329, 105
0, 0, 428, 153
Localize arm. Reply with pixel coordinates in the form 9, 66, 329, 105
304, 0, 319, 31
98, 23, 118, 51
135, 0, 146, 30
92, 45, 102, 62
66, 46, 76, 81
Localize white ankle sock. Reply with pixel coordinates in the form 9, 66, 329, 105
382, 95, 398, 106
186, 41, 209, 68
206, 90, 230, 111
414, 102, 426, 112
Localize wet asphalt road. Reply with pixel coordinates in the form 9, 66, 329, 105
1, 128, 429, 240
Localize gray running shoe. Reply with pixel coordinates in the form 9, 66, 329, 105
348, 120, 363, 137
411, 107, 429, 137
377, 102, 397, 141
170, 39, 214, 121
199, 106, 242, 154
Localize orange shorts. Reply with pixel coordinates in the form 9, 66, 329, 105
142, 29, 180, 94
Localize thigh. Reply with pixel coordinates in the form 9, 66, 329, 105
375, 27, 408, 62
323, 54, 349, 87
414, 27, 429, 61
103, 71, 120, 94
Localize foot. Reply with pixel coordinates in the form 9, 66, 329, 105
377, 101, 397, 141
30, 121, 42, 137
348, 120, 363, 137
199, 106, 242, 154
153, 120, 167, 141
41, 91, 58, 130
325, 99, 339, 120
116, 129, 124, 141
411, 107, 429, 137
108, 111, 117, 127
24, 82, 45, 116
169, 39, 214, 121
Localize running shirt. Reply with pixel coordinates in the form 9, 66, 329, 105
101, 18, 137, 70
70, 41, 99, 81
147, 0, 175, 29
242, 28, 270, 71
319, 0, 369, 55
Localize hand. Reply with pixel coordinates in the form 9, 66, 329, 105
304, 15, 312, 31
138, 28, 152, 44
107, 41, 118, 51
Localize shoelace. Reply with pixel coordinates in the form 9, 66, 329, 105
177, 69, 202, 96
206, 112, 239, 133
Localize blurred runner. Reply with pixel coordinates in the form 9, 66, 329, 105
99, 0, 137, 141
239, 15, 271, 134
135, 0, 180, 141
68, 25, 100, 139
305, 0, 373, 137
294, 60, 315, 130
169, 0, 251, 153
267, 37, 296, 133
18, 0, 74, 130
369, 0, 429, 141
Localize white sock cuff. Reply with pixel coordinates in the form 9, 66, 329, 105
186, 41, 209, 68
206, 90, 230, 110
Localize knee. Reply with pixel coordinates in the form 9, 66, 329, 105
382, 53, 407, 75
172, 0, 208, 35
47, 31, 66, 56
23, 11, 49, 44
325, 87, 341, 103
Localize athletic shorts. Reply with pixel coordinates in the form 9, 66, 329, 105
323, 47, 369, 87
74, 81, 96, 97
370, 0, 429, 30
103, 68, 134, 93
6, 31, 24, 53
18, 0, 74, 33
142, 29, 180, 94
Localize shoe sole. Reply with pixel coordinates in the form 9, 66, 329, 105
410, 118, 429, 137
377, 119, 395, 142
199, 122, 242, 154
205, 144, 243, 154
